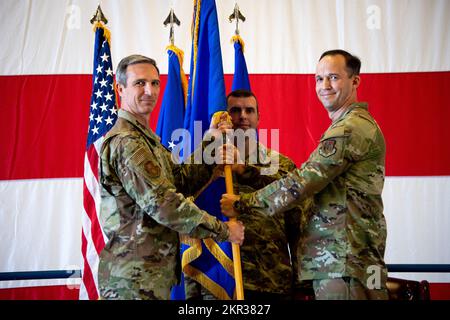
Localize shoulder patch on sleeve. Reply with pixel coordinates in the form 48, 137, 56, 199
318, 139, 337, 157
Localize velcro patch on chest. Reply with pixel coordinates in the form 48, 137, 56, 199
145, 161, 161, 178
318, 139, 337, 158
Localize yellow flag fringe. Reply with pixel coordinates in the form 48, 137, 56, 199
166, 45, 189, 106
231, 35, 245, 53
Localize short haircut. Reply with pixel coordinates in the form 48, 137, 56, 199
226, 89, 259, 112
319, 49, 361, 77
116, 54, 160, 87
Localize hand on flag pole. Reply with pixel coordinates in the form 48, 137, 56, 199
224, 219, 245, 245
211, 111, 246, 175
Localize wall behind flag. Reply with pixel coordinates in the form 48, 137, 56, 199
2, 0, 449, 75
0, 0, 450, 298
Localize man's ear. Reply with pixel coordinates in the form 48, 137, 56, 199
116, 82, 124, 96
353, 75, 361, 89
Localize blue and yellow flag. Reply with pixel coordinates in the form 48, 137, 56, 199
182, 177, 235, 300
156, 45, 189, 300
183, 0, 227, 154
231, 35, 251, 91
156, 46, 187, 150
177, 0, 236, 300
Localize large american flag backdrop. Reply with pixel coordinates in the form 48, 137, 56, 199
1, 0, 449, 299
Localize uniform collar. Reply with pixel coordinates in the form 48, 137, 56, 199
118, 109, 161, 144
334, 102, 368, 123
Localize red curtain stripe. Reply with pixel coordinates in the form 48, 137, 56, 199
1, 72, 450, 180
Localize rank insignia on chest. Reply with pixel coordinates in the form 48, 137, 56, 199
319, 139, 337, 157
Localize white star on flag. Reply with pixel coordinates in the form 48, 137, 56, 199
105, 116, 114, 125
168, 141, 176, 150
105, 92, 113, 101
95, 115, 103, 124
100, 53, 109, 62
94, 89, 102, 99
99, 79, 108, 87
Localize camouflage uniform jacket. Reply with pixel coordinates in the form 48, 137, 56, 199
234, 143, 304, 294
98, 109, 230, 300
240, 103, 387, 286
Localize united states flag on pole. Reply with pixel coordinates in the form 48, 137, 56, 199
79, 22, 117, 300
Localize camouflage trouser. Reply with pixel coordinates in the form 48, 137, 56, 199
185, 276, 217, 300
313, 277, 388, 300
185, 276, 292, 300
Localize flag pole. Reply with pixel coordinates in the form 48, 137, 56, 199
224, 165, 245, 300
227, 7, 247, 299
163, 8, 181, 47
90, 4, 108, 25
213, 111, 245, 300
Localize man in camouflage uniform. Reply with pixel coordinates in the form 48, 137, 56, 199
98, 54, 244, 300
221, 50, 388, 300
185, 90, 310, 300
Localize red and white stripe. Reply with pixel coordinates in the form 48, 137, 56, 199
1, 0, 449, 299
80, 139, 107, 300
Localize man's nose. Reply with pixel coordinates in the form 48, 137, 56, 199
144, 83, 153, 95
321, 77, 331, 89
239, 110, 248, 118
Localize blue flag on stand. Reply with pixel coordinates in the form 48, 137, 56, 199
231, 35, 251, 91
155, 45, 188, 300
174, 0, 236, 300
156, 46, 187, 151
183, 0, 227, 156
